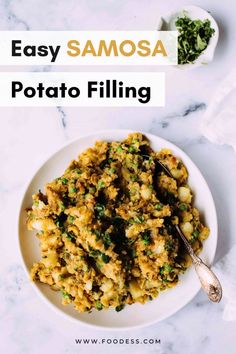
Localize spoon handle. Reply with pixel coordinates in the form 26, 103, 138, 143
175, 225, 222, 303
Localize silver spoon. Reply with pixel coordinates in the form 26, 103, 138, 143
156, 160, 222, 303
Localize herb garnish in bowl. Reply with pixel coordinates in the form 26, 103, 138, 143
176, 16, 215, 65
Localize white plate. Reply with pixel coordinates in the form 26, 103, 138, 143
18, 130, 218, 330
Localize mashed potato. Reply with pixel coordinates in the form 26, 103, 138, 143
27, 133, 209, 312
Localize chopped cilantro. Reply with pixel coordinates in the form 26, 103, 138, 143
128, 146, 137, 153
131, 249, 136, 258
141, 232, 151, 245
56, 213, 67, 228
69, 215, 75, 224
93, 229, 112, 249
61, 290, 72, 299
74, 168, 82, 175
148, 156, 153, 164
176, 16, 215, 64
131, 175, 139, 182
108, 167, 116, 175
192, 229, 200, 239
88, 247, 110, 263
133, 216, 145, 224
160, 264, 173, 274
63, 232, 76, 242
165, 240, 175, 252
69, 187, 77, 194
88, 246, 100, 258
59, 202, 65, 212
93, 229, 101, 241
98, 180, 105, 189
94, 203, 105, 218
103, 232, 112, 249
100, 253, 110, 264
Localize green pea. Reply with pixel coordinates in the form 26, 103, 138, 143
179, 203, 188, 211
69, 187, 77, 194
117, 146, 123, 153
61, 178, 68, 185
98, 180, 105, 189
95, 301, 103, 311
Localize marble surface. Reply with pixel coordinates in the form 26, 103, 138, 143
1, 0, 236, 353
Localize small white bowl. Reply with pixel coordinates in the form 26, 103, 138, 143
18, 130, 218, 329
157, 5, 219, 69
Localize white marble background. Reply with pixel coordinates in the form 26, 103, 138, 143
1, 0, 236, 353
